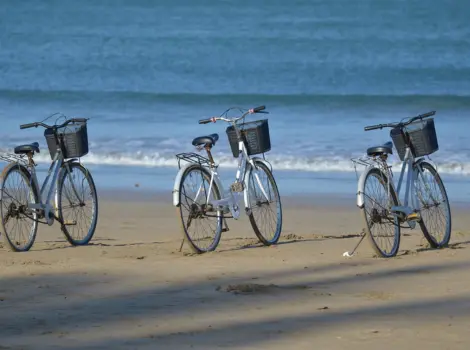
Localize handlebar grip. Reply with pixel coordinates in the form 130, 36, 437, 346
199, 118, 213, 124
364, 124, 382, 131
252, 105, 266, 112
419, 111, 435, 119
71, 118, 88, 123
20, 122, 37, 130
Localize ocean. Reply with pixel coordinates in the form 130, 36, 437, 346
1, 0, 469, 201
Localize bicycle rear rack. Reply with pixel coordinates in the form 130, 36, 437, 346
351, 155, 392, 180
0, 153, 29, 167
175, 152, 214, 169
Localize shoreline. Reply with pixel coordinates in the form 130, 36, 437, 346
96, 187, 470, 210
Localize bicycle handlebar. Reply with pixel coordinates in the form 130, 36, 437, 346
251, 105, 265, 113
199, 105, 269, 125
20, 118, 88, 130
19, 122, 38, 130
364, 111, 436, 132
198, 117, 216, 124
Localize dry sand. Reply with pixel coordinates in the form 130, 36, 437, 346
1, 190, 470, 349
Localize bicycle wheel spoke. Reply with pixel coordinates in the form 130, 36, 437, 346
362, 169, 400, 257
178, 166, 222, 253
414, 162, 451, 247
247, 163, 282, 245
58, 164, 98, 246
0, 165, 38, 251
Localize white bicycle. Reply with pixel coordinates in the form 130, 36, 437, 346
0, 116, 98, 252
172, 105, 282, 253
351, 111, 451, 258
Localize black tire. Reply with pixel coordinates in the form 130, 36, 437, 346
0, 163, 39, 252
413, 161, 451, 248
57, 162, 98, 246
178, 164, 223, 253
361, 167, 401, 257
246, 160, 282, 245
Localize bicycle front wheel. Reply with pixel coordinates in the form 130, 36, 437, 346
57, 162, 98, 246
361, 167, 401, 257
178, 164, 223, 253
0, 163, 39, 252
413, 161, 451, 248
246, 160, 282, 245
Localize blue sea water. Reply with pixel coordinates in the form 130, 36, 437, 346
0, 0, 469, 200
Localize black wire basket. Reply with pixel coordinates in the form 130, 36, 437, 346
44, 121, 89, 159
226, 119, 271, 158
390, 118, 438, 161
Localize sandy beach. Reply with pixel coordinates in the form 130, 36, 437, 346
1, 190, 469, 350
1, 0, 469, 349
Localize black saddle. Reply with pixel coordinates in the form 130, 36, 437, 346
192, 133, 219, 147
367, 141, 393, 156
14, 142, 40, 155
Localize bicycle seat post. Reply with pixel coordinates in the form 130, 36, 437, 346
204, 144, 216, 167
26, 152, 36, 167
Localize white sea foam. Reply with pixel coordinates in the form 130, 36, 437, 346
4, 149, 468, 177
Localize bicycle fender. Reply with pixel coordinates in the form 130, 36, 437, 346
173, 163, 193, 207
413, 158, 428, 170
357, 165, 376, 209
243, 157, 272, 209
63, 158, 79, 165
172, 164, 224, 207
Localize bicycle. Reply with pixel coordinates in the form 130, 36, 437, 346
172, 105, 282, 253
0, 116, 98, 252
351, 111, 451, 258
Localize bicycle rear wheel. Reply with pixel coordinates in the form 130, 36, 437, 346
246, 160, 282, 245
57, 162, 98, 246
361, 167, 401, 257
413, 161, 451, 248
178, 164, 223, 253
0, 163, 39, 252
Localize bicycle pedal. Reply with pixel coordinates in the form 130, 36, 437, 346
405, 212, 420, 221
64, 220, 77, 226
230, 182, 244, 192
222, 227, 230, 232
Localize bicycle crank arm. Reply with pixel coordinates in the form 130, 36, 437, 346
64, 220, 77, 226
27, 203, 44, 210
405, 212, 421, 222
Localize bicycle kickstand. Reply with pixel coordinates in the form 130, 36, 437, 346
179, 238, 185, 252
343, 229, 366, 257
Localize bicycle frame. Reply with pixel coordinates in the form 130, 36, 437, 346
173, 121, 271, 220
356, 145, 430, 227
27, 148, 81, 225
208, 139, 270, 219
